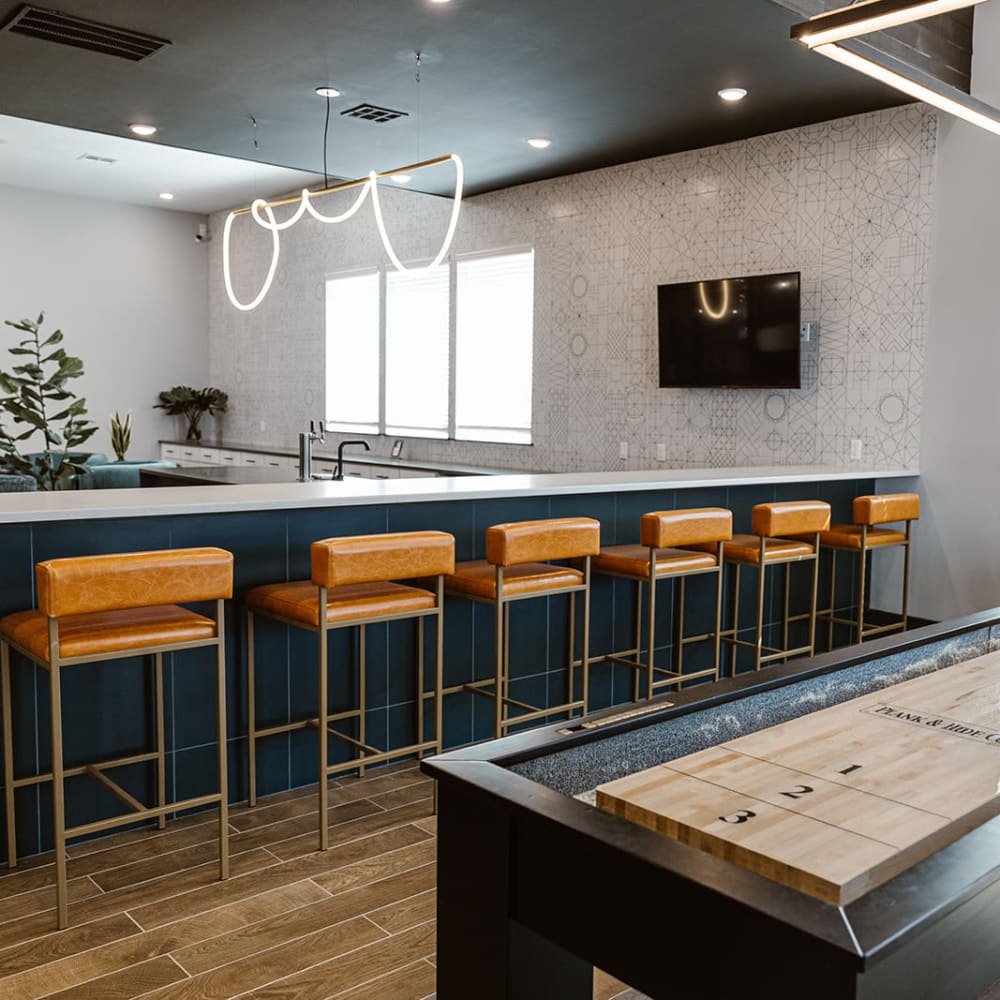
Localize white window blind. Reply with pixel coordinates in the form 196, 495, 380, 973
455, 250, 534, 444
325, 272, 380, 433
385, 264, 450, 439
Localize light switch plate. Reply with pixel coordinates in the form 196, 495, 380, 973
656, 443, 667, 462
619, 441, 629, 460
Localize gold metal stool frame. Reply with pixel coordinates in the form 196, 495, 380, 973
716, 501, 831, 672
816, 492, 918, 647
443, 517, 600, 739
0, 548, 232, 929
593, 508, 732, 700
246, 531, 453, 851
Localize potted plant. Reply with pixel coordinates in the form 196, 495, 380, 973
110, 410, 132, 461
0, 313, 98, 490
154, 386, 228, 441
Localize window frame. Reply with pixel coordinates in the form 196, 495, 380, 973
324, 245, 535, 446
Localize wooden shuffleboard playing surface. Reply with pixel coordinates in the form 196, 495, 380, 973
596, 653, 1000, 904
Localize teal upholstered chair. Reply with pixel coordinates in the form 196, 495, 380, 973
0, 474, 37, 492
83, 460, 176, 489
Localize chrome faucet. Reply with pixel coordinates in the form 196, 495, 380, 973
298, 417, 325, 482
333, 439, 371, 480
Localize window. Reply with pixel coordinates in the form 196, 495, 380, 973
456, 251, 534, 444
325, 271, 379, 434
385, 264, 450, 439
325, 249, 534, 444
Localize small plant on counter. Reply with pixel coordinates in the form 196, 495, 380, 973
0, 312, 98, 490
154, 385, 228, 441
110, 410, 132, 461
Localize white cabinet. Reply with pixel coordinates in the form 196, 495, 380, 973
161, 442, 448, 478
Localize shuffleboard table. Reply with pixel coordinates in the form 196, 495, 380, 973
422, 610, 1000, 1000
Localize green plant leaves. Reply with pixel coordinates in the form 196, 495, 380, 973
0, 312, 97, 490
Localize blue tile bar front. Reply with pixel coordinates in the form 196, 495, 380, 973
0, 474, 886, 860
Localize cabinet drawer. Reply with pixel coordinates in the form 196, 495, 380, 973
197, 448, 220, 464
219, 450, 240, 465
160, 444, 181, 461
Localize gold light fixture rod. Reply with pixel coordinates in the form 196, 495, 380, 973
233, 154, 454, 216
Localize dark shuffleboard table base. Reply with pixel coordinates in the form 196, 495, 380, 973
423, 609, 1000, 1000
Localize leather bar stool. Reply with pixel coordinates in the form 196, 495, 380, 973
0, 547, 233, 928
816, 492, 919, 646
689, 501, 830, 672
443, 517, 600, 739
593, 508, 732, 700
245, 530, 454, 851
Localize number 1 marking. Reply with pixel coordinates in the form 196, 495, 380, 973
837, 764, 863, 775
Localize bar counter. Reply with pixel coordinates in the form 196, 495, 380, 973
0, 464, 916, 860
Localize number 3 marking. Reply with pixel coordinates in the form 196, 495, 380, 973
720, 809, 756, 824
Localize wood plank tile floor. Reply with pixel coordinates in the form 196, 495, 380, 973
0, 762, 633, 1000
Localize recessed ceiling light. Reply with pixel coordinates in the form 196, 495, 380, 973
159, 192, 174, 201
718, 87, 748, 102
315, 86, 342, 98
129, 123, 157, 137
391, 174, 412, 184
429, 0, 453, 4
527, 137, 552, 149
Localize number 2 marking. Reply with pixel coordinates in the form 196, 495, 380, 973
780, 784, 814, 800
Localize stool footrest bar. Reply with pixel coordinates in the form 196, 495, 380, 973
85, 766, 146, 814
66, 792, 222, 840
325, 741, 438, 777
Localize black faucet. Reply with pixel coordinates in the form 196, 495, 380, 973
333, 439, 371, 480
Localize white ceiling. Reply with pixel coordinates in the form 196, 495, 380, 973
0, 114, 326, 215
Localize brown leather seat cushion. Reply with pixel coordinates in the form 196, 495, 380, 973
687, 534, 816, 565
593, 545, 718, 579
247, 580, 436, 626
0, 605, 217, 662
815, 525, 908, 550
445, 560, 584, 599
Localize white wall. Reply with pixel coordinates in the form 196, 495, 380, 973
0, 184, 209, 461
896, 4, 1000, 620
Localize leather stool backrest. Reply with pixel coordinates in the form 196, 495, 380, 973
853, 493, 920, 526
751, 501, 831, 538
486, 518, 600, 567
37, 548, 234, 618
640, 508, 732, 549
311, 531, 455, 588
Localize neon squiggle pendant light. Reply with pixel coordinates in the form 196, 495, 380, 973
223, 153, 464, 311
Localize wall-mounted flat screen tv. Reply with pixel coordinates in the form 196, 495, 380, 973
657, 271, 801, 388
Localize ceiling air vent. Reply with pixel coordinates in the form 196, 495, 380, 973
340, 104, 409, 124
1, 5, 170, 61
77, 153, 117, 164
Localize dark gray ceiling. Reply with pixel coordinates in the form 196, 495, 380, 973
0, 0, 911, 197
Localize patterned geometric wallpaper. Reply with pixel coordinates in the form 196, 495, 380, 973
208, 105, 936, 473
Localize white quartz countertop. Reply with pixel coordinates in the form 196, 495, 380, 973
0, 465, 918, 524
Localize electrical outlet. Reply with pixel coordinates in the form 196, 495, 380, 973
656, 443, 667, 462
850, 438, 863, 461
619, 441, 629, 460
